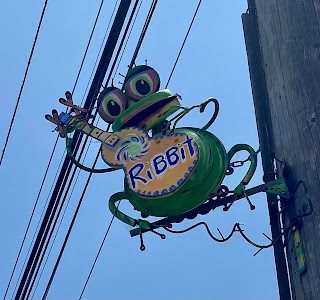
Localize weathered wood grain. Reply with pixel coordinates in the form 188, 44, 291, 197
245, 0, 320, 299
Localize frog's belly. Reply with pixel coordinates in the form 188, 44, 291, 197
126, 127, 228, 217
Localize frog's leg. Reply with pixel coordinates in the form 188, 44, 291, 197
109, 192, 166, 250
226, 144, 258, 210
108, 191, 151, 229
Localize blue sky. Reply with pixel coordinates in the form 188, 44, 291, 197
0, 1, 280, 299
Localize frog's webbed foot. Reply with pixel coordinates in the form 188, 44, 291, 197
223, 183, 255, 211
137, 220, 166, 251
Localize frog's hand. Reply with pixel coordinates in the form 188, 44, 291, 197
228, 144, 257, 186
109, 192, 151, 230
200, 98, 219, 131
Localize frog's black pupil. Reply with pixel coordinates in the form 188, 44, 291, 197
107, 100, 121, 116
136, 79, 150, 95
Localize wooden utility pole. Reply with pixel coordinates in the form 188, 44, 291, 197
242, 0, 320, 299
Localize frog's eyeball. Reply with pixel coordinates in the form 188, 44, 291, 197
124, 66, 160, 101
98, 87, 127, 123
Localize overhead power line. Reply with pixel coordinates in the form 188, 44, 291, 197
2, 137, 58, 300
13, 1, 132, 299
128, 0, 158, 70
4, 0, 112, 297
71, 0, 106, 95
42, 0, 144, 297
79, 1, 161, 297
165, 0, 202, 88
0, 0, 48, 166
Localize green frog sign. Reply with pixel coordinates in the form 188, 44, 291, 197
46, 65, 257, 245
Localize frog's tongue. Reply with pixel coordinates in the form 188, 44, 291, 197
120, 95, 177, 129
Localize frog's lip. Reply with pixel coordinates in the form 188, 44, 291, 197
112, 90, 179, 130
120, 95, 177, 129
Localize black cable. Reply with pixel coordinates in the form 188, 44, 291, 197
12, 147, 66, 297
43, 0, 154, 296
43, 146, 109, 300
104, 0, 141, 86
0, 0, 48, 166
128, 0, 158, 70
79, 215, 117, 300
165, 0, 202, 88
26, 135, 92, 299
79, 0, 120, 106
41, 0, 139, 296
15, 152, 78, 300
71, 0, 106, 95
78, 2, 161, 296
14, 2, 132, 299
31, 136, 93, 300
5, 0, 111, 297
112, 0, 143, 79
2, 136, 58, 300
42, 0, 143, 294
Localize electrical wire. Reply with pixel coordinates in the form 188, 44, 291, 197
8, 1, 122, 299
112, 0, 143, 80
11, 147, 66, 298
128, 0, 158, 70
2, 136, 58, 300
41, 0, 142, 296
5, 0, 113, 296
26, 135, 92, 299
104, 0, 141, 86
31, 132, 95, 300
77, 2, 161, 296
79, 214, 117, 300
0, 0, 48, 166
79, 0, 120, 106
165, 0, 202, 88
43, 141, 110, 300
41, 0, 154, 296
71, 0, 106, 95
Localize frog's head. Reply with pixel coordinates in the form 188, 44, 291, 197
97, 65, 180, 131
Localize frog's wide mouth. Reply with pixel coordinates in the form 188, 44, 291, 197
112, 89, 180, 131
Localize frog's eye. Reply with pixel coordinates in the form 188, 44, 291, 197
124, 66, 160, 102
98, 87, 127, 123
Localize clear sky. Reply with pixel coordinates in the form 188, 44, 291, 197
0, 1, 280, 299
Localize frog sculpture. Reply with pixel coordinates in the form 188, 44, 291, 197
46, 65, 257, 244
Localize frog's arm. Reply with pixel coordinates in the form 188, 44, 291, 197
109, 192, 151, 230
200, 97, 219, 131
66, 136, 119, 173
228, 144, 258, 197
166, 98, 219, 132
